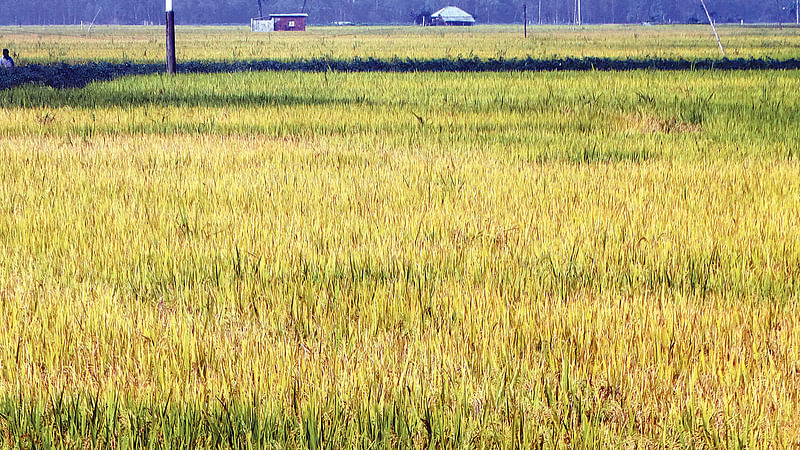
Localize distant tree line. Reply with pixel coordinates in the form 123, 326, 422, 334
1, 0, 798, 26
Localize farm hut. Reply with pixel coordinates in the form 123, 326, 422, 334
251, 13, 308, 32
430, 6, 475, 26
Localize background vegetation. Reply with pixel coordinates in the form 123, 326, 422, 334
1, 0, 799, 26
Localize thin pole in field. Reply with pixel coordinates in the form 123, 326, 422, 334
166, 0, 176, 74
699, 0, 725, 57
87, 8, 101, 32
524, 4, 527, 38
796, 0, 798, 25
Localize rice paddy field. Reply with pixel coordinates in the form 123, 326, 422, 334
2, 24, 800, 64
1, 26, 800, 448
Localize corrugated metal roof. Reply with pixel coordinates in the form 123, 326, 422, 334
269, 13, 308, 18
431, 6, 475, 23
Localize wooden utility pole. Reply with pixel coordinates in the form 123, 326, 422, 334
166, 0, 176, 74
257, 0, 263, 18
796, 0, 799, 25
524, 4, 527, 37
699, 0, 725, 57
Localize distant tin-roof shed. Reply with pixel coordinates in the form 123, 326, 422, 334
430, 6, 475, 26
251, 13, 308, 32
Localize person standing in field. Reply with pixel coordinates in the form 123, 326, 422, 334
1, 49, 14, 67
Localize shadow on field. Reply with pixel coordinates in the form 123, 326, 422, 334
2, 57, 800, 92
0, 87, 375, 110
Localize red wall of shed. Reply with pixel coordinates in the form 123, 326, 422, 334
273, 17, 306, 31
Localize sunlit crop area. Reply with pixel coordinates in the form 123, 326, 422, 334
1, 26, 800, 449
2, 24, 800, 64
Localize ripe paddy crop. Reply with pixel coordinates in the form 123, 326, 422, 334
1, 27, 800, 449
1, 24, 800, 64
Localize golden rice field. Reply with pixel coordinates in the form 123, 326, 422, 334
1, 24, 800, 64
1, 26, 800, 448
